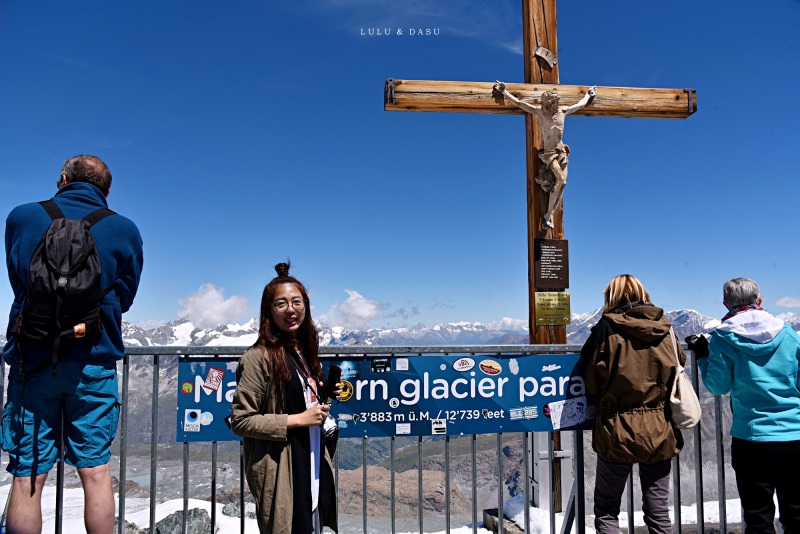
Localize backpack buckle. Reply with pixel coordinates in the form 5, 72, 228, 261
74, 323, 86, 338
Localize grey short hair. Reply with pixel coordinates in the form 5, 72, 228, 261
723, 278, 761, 309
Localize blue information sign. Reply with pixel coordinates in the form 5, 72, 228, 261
176, 357, 240, 442
176, 353, 592, 442
321, 353, 591, 438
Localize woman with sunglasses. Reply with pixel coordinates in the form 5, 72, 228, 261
231, 262, 338, 534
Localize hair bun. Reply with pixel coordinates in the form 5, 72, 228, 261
275, 262, 291, 277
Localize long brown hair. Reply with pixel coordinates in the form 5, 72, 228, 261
255, 262, 321, 383
603, 274, 652, 313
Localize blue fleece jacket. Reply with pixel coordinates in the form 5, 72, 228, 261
698, 309, 800, 442
4, 182, 143, 364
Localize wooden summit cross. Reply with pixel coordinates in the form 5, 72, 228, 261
384, 1, 696, 512
383, 0, 696, 346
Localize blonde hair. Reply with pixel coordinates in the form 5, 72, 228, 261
603, 274, 651, 313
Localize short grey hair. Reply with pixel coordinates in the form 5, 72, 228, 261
723, 278, 761, 309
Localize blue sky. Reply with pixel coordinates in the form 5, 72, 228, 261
2, 0, 800, 331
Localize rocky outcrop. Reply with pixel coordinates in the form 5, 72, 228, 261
336, 465, 469, 517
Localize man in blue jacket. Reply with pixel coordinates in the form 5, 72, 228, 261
687, 277, 800, 534
3, 155, 143, 534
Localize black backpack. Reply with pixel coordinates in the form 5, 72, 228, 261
7, 200, 116, 375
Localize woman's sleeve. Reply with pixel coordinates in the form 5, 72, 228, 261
676, 336, 687, 366
231, 349, 289, 441
580, 320, 612, 396
697, 333, 733, 396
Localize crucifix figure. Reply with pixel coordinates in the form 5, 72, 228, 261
494, 81, 597, 229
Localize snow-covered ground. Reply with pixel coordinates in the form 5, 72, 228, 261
0, 485, 260, 533
504, 493, 744, 534
0, 483, 746, 534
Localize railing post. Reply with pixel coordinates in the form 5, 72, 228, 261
211, 441, 218, 531
391, 436, 396, 534
498, 432, 504, 534
673, 454, 682, 533
118, 354, 130, 534
691, 354, 704, 534
418, 435, 424, 534
445, 434, 451, 533
549, 433, 556, 534
183, 441, 189, 534
149, 353, 160, 532
715, 395, 727, 534
575, 431, 585, 534
626, 469, 634, 533
472, 434, 478, 534
362, 436, 368, 533
55, 412, 64, 534
523, 432, 530, 534
240, 441, 245, 534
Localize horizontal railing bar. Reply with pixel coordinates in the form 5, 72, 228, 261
123, 344, 588, 356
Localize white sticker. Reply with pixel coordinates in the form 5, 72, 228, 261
396, 358, 409, 371
431, 418, 447, 435
548, 396, 587, 430
199, 412, 214, 426
184, 409, 201, 432
396, 423, 411, 435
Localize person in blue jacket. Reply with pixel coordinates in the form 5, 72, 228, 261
687, 277, 800, 534
3, 155, 143, 534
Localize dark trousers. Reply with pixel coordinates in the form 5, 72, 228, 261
732, 438, 800, 534
594, 455, 672, 534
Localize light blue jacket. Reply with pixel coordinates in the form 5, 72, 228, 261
698, 309, 800, 442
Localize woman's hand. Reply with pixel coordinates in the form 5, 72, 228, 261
288, 403, 330, 428
332, 381, 343, 400
319, 380, 344, 402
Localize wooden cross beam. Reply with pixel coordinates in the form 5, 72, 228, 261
385, 80, 697, 119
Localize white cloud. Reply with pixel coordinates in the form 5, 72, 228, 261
178, 284, 249, 330
318, 289, 385, 330
135, 319, 169, 329
774, 296, 800, 308
487, 317, 529, 331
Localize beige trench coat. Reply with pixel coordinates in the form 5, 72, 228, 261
231, 345, 337, 533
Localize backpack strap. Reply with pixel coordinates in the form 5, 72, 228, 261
38, 200, 116, 225
39, 200, 64, 220
83, 207, 116, 225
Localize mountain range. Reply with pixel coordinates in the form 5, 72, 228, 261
3, 307, 798, 349
118, 308, 727, 348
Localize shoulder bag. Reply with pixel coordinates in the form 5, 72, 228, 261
667, 327, 702, 429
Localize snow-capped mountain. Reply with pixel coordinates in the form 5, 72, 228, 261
117, 317, 534, 347
114, 309, 724, 348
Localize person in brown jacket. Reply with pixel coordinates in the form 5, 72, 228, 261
231, 262, 338, 534
579, 274, 685, 534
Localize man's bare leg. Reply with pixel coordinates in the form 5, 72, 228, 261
7, 473, 48, 534
78, 463, 115, 534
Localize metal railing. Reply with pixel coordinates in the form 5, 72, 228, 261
2, 345, 733, 534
